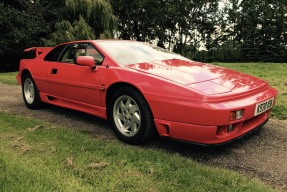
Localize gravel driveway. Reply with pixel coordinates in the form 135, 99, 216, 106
0, 83, 286, 191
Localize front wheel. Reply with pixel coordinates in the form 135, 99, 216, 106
22, 73, 44, 109
109, 87, 156, 144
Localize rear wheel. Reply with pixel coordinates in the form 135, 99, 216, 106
22, 73, 44, 109
109, 87, 156, 144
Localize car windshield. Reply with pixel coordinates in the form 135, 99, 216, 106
97, 41, 189, 66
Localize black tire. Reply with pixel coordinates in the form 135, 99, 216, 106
22, 73, 44, 109
108, 87, 156, 144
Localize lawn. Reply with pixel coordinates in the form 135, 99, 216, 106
0, 112, 274, 192
0, 71, 18, 85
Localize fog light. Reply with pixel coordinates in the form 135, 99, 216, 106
229, 110, 243, 121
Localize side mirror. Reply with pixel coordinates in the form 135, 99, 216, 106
75, 56, 96, 70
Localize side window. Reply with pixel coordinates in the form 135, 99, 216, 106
59, 43, 104, 65
86, 45, 104, 65
44, 44, 67, 62
60, 44, 86, 63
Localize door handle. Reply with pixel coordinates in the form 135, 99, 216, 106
51, 68, 58, 74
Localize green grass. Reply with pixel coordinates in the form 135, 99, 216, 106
0, 112, 275, 192
0, 72, 18, 85
213, 63, 287, 120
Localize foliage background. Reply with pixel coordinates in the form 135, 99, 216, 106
1, 0, 287, 72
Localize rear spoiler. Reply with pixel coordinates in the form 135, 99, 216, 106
24, 47, 52, 57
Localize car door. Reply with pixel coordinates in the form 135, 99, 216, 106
34, 44, 68, 94
48, 43, 105, 106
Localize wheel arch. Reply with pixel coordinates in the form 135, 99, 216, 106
105, 82, 151, 118
21, 69, 32, 84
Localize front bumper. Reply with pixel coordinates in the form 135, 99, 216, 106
154, 110, 270, 145
147, 84, 276, 144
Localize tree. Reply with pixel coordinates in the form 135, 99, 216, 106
0, 0, 117, 72
42, 16, 95, 46
172, 0, 220, 55
111, 0, 220, 57
0, 2, 49, 71
221, 0, 287, 62
65, 0, 117, 38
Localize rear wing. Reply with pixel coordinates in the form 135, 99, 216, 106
23, 47, 52, 59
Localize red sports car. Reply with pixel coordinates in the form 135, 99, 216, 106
16, 40, 277, 145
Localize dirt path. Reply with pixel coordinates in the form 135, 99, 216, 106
1, 83, 286, 191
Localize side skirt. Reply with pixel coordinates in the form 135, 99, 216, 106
39, 92, 107, 120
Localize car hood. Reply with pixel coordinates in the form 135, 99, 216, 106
125, 59, 267, 95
